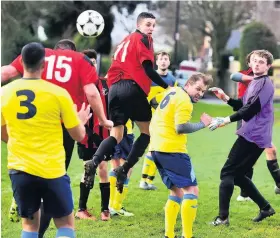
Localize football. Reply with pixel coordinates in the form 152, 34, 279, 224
76, 10, 105, 37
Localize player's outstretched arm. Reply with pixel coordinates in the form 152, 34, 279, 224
230, 72, 253, 83
176, 113, 212, 134
1, 65, 20, 82
84, 83, 113, 130
142, 60, 169, 89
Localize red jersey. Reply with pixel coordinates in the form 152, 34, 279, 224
237, 68, 253, 98
10, 48, 98, 110
81, 78, 109, 148
107, 30, 154, 95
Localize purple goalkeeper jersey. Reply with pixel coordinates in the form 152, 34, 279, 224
236, 75, 274, 148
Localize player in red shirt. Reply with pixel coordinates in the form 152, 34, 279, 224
230, 51, 280, 199
75, 49, 111, 221
84, 12, 170, 192
1, 39, 113, 237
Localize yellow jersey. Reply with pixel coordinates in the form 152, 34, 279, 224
1, 79, 80, 179
149, 87, 193, 153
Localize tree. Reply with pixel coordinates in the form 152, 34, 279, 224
1, 1, 149, 65
240, 22, 279, 69
156, 1, 256, 88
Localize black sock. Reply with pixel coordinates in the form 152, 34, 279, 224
93, 136, 117, 166
267, 160, 280, 188
38, 202, 52, 238
240, 168, 254, 197
123, 133, 150, 173
79, 182, 91, 210
219, 176, 235, 219
99, 182, 110, 212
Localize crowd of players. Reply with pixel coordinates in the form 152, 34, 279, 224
1, 11, 280, 238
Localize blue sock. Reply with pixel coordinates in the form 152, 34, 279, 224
56, 228, 75, 238
21, 231, 38, 238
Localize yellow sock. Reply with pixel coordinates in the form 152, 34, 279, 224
146, 159, 157, 185
165, 196, 181, 238
113, 178, 129, 210
181, 194, 198, 238
109, 170, 117, 208
141, 155, 151, 183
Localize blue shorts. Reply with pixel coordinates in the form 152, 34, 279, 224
151, 152, 197, 189
113, 134, 134, 160
10, 171, 73, 219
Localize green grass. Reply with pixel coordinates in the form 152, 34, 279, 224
2, 103, 280, 237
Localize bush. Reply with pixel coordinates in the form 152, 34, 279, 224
239, 22, 279, 69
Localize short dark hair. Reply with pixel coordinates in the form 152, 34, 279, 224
137, 12, 155, 23
156, 51, 171, 61
21, 42, 45, 73
54, 39, 76, 51
82, 49, 97, 60
246, 51, 256, 65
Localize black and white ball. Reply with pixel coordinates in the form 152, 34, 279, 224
76, 10, 105, 37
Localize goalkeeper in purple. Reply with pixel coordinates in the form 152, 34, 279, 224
209, 50, 276, 226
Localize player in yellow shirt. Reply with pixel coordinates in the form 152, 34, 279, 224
1, 42, 91, 238
149, 73, 213, 238
109, 120, 135, 216
140, 51, 176, 190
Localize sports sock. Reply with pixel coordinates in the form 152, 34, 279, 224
93, 136, 117, 166
109, 170, 117, 208
146, 156, 157, 185
181, 194, 198, 238
56, 228, 75, 238
100, 182, 110, 212
267, 159, 280, 188
123, 133, 150, 173
79, 182, 91, 210
122, 178, 130, 202
165, 195, 181, 238
141, 154, 150, 183
21, 231, 38, 238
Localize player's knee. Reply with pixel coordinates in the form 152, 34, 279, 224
265, 147, 277, 160
182, 186, 199, 197
98, 163, 109, 182
170, 187, 183, 198
110, 126, 124, 144
220, 176, 234, 188
135, 121, 150, 135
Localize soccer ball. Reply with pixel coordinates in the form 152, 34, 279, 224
76, 10, 105, 37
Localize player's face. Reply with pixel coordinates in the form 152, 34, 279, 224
156, 55, 170, 71
138, 18, 156, 36
185, 79, 207, 103
251, 55, 271, 76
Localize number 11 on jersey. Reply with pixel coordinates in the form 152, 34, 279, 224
114, 41, 130, 62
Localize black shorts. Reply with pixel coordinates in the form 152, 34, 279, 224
77, 143, 97, 161
109, 80, 152, 126
10, 172, 73, 219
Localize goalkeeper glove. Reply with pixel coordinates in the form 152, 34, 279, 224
208, 117, 231, 131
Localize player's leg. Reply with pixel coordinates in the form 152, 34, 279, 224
265, 144, 280, 193
76, 143, 97, 220
140, 151, 157, 190
114, 82, 152, 191
98, 161, 111, 221
10, 172, 42, 237
181, 186, 199, 238
165, 187, 182, 238
43, 174, 75, 238
109, 156, 120, 211
39, 124, 75, 237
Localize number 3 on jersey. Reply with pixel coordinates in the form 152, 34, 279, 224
114, 41, 130, 62
16, 90, 37, 119
45, 55, 72, 82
